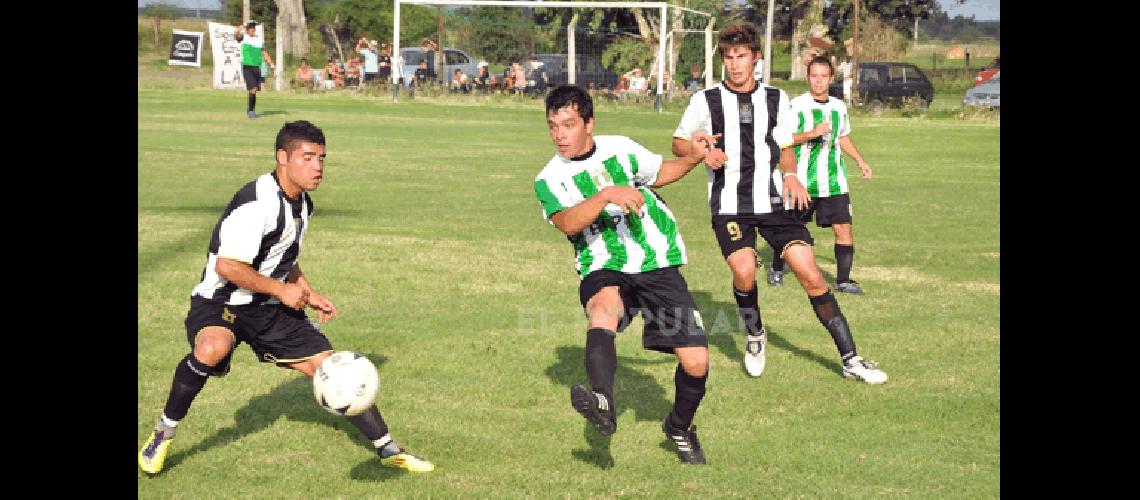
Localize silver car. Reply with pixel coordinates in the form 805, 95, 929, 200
398, 47, 478, 87
963, 71, 1000, 108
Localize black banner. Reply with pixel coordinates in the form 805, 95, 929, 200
169, 30, 203, 67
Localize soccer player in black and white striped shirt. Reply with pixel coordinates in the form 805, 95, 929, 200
139, 120, 435, 476
671, 21, 887, 384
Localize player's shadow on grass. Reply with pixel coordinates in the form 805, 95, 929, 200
545, 345, 674, 469
689, 290, 843, 378
257, 110, 287, 116
162, 353, 406, 480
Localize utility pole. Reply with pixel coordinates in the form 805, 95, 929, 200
852, 0, 860, 103
243, 0, 250, 23
764, 0, 774, 84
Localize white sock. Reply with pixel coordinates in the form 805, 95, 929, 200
372, 434, 392, 449
160, 414, 180, 428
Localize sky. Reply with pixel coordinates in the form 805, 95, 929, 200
939, 0, 999, 21
139, 0, 998, 22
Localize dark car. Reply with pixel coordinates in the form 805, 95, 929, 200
829, 62, 934, 108
535, 54, 621, 91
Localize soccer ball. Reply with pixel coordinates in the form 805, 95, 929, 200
313, 351, 379, 417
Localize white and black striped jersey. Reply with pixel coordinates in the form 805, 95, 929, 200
673, 82, 796, 216
191, 172, 312, 306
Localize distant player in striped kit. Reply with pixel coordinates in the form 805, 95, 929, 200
138, 120, 434, 476
768, 55, 874, 296
671, 21, 886, 384
534, 85, 719, 464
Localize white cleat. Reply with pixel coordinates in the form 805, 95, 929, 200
842, 356, 888, 384
743, 328, 767, 377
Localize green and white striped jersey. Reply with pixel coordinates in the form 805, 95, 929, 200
534, 135, 687, 279
790, 93, 851, 198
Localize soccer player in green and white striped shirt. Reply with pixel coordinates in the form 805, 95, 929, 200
535, 85, 719, 465
768, 55, 874, 296
235, 21, 275, 119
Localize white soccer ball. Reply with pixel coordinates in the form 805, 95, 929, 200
313, 351, 379, 417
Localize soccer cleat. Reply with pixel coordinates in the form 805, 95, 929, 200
662, 417, 706, 465
138, 429, 174, 475
743, 328, 768, 377
380, 449, 436, 472
247, 111, 258, 119
570, 384, 616, 436
842, 356, 888, 384
836, 280, 865, 295
767, 268, 783, 287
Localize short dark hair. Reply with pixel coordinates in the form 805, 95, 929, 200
808, 55, 834, 76
545, 85, 594, 122
275, 120, 325, 155
245, 21, 257, 29
717, 21, 761, 55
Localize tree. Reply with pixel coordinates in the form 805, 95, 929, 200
143, 2, 181, 47
276, 0, 309, 58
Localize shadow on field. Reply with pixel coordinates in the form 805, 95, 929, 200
545, 345, 674, 469
256, 110, 287, 116
162, 353, 398, 477
689, 290, 843, 378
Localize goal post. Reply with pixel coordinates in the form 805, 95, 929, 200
392, 0, 712, 112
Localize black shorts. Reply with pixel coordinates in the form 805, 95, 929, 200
712, 212, 814, 259
242, 65, 261, 90
799, 194, 852, 228
578, 267, 707, 354
184, 296, 333, 376
379, 67, 391, 79
364, 72, 378, 82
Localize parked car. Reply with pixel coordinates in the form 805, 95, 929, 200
534, 53, 621, 91
974, 57, 1000, 86
963, 71, 999, 108
829, 62, 934, 109
398, 47, 478, 86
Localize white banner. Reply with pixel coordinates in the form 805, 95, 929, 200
207, 22, 264, 90
168, 30, 203, 67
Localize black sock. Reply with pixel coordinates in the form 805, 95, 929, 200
732, 283, 764, 336
770, 253, 784, 272
809, 291, 857, 362
585, 328, 617, 406
668, 364, 707, 430
835, 244, 854, 283
248, 93, 256, 112
347, 405, 391, 442
162, 354, 211, 421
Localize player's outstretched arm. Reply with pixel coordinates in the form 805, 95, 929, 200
550, 186, 643, 237
217, 257, 309, 309
673, 137, 726, 169
653, 132, 719, 188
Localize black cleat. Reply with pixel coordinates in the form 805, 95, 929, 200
570, 384, 616, 436
663, 417, 707, 464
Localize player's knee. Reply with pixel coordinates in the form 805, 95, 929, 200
679, 350, 708, 378
193, 332, 234, 366
727, 257, 756, 283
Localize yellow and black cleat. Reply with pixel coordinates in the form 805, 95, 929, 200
380, 451, 436, 473
138, 430, 174, 476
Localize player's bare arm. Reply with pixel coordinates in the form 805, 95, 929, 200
216, 257, 309, 309
550, 186, 644, 236
672, 137, 727, 169
287, 264, 339, 322
792, 119, 831, 146
654, 132, 720, 188
839, 135, 872, 179
778, 147, 810, 210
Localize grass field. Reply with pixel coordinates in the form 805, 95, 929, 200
138, 87, 999, 497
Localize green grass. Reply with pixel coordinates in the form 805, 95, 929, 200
138, 88, 999, 497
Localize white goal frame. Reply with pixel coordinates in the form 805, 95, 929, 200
392, 0, 713, 110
